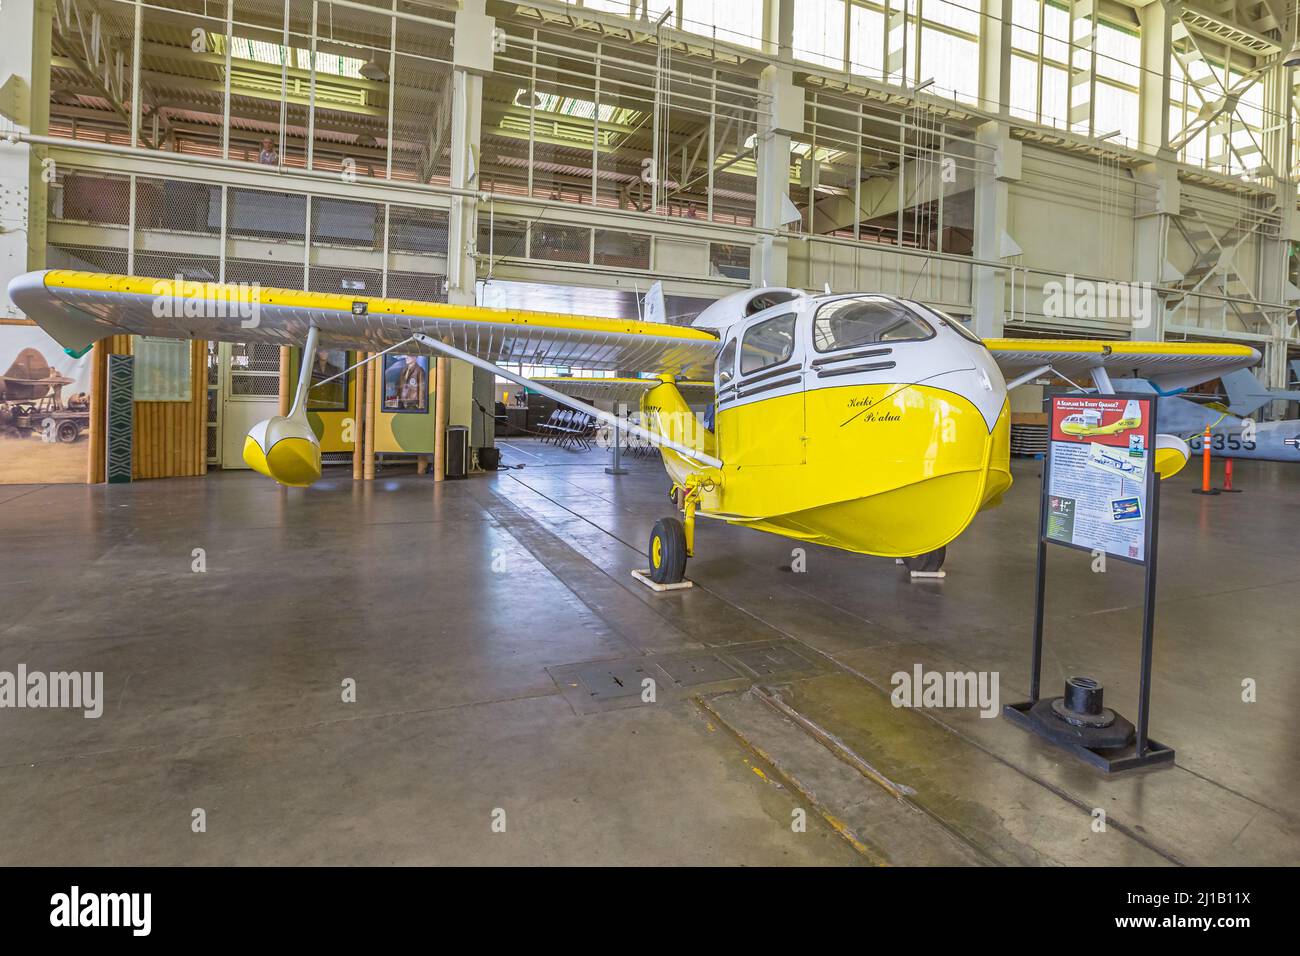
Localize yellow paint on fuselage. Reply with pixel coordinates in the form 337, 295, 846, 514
641, 380, 1011, 558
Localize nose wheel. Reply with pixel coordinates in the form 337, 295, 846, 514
902, 547, 946, 576
648, 517, 688, 585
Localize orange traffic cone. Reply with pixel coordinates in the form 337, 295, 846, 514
1192, 426, 1219, 496
1217, 457, 1243, 493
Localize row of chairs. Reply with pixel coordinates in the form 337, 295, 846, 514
538, 409, 599, 449
620, 430, 660, 460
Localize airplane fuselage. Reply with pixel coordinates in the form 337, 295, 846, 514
1187, 419, 1300, 463
1149, 389, 1300, 464
648, 293, 1012, 558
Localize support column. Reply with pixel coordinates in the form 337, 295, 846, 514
278, 347, 292, 415
978, 0, 1012, 116
750, 64, 802, 288
1, 0, 52, 316
364, 353, 377, 480
1130, 4, 1176, 344
1132, 161, 1179, 342
1, 1, 64, 478
440, 0, 493, 476
971, 122, 1021, 337
352, 352, 367, 480
1257, 51, 1299, 402
1136, 2, 1172, 159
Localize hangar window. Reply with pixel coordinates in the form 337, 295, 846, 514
813, 297, 934, 353
740, 314, 797, 375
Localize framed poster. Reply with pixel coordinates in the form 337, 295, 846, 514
1043, 393, 1156, 564
303, 349, 351, 411
382, 354, 429, 413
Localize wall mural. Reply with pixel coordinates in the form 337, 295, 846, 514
0, 325, 92, 484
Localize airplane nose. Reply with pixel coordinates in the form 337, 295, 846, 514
242, 415, 322, 486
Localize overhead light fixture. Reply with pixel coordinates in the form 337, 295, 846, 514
913, 78, 935, 92
1097, 129, 1122, 142
513, 87, 544, 109
1285, 0, 1300, 66
359, 57, 387, 81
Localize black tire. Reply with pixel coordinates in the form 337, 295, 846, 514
648, 517, 688, 585
903, 547, 946, 574
57, 420, 80, 443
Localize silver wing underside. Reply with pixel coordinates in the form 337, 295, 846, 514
9, 271, 721, 379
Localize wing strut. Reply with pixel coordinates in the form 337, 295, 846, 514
288, 325, 320, 418
1004, 363, 1092, 392
410, 333, 723, 469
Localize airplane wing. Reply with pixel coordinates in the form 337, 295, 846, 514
986, 338, 1261, 393
7, 270, 722, 379
535, 377, 715, 405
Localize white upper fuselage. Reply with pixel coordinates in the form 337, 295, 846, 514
699, 290, 1007, 433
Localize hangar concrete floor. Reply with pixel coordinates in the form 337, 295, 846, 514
1, 441, 1296, 865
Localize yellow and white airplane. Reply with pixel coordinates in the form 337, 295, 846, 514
8, 270, 1259, 582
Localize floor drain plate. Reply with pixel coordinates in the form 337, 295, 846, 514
731, 644, 816, 677
575, 663, 654, 700
658, 654, 741, 686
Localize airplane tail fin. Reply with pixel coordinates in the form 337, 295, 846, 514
1221, 369, 1273, 416
644, 281, 666, 324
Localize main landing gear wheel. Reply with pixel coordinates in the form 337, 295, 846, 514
903, 547, 946, 574
648, 517, 688, 585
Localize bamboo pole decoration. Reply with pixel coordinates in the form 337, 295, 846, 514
434, 356, 449, 482
364, 350, 377, 480
278, 346, 292, 416
87, 341, 106, 484
196, 341, 208, 475
352, 351, 366, 480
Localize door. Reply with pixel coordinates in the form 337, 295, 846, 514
218, 341, 282, 468
715, 310, 805, 467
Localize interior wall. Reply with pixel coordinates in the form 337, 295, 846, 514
87, 336, 208, 482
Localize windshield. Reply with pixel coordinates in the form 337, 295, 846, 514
812, 296, 934, 353
904, 301, 985, 346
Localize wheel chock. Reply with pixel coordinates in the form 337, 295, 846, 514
631, 569, 694, 591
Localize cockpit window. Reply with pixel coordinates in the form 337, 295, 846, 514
813, 296, 934, 353
740, 313, 797, 375
717, 338, 737, 386
905, 301, 984, 346
745, 290, 801, 315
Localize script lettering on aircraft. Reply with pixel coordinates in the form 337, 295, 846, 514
853, 410, 902, 424
841, 394, 905, 427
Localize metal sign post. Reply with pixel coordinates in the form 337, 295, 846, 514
1004, 392, 1175, 773
605, 401, 629, 476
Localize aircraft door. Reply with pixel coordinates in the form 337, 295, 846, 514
710, 335, 737, 438
715, 311, 805, 467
